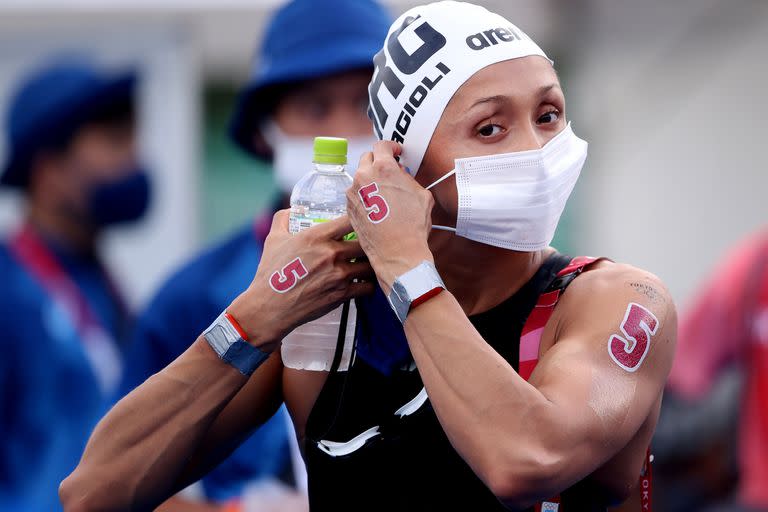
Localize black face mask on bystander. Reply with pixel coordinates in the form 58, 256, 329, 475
86, 167, 151, 227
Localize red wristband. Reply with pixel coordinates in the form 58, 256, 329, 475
224, 312, 249, 341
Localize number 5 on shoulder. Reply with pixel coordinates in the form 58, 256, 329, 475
358, 182, 390, 223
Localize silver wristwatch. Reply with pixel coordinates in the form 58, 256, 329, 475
387, 260, 446, 324
203, 312, 270, 376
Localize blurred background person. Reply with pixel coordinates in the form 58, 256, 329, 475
0, 60, 147, 511
654, 230, 768, 512
117, 0, 391, 510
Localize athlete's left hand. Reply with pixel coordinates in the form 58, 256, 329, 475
346, 140, 434, 293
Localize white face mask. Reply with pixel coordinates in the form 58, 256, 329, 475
426, 123, 588, 251
262, 121, 378, 194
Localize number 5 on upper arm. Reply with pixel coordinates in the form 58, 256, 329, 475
358, 182, 390, 223
608, 302, 659, 372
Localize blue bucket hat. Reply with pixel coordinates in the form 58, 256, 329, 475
1, 61, 137, 189
229, 0, 391, 159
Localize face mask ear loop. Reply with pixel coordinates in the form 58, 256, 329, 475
425, 169, 458, 232
425, 169, 456, 190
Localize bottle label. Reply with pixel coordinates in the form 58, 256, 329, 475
289, 212, 338, 234
288, 209, 356, 240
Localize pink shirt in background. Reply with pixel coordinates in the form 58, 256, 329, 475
668, 231, 768, 506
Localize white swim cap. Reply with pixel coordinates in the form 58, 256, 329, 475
367, 1, 550, 175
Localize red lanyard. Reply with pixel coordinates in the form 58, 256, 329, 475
523, 257, 653, 512
9, 224, 124, 394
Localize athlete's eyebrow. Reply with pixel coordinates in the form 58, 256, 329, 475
537, 83, 560, 96
467, 83, 561, 111
468, 95, 508, 110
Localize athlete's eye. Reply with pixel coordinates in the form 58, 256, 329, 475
478, 124, 503, 138
537, 110, 560, 125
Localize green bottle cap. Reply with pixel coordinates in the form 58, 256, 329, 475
313, 137, 348, 165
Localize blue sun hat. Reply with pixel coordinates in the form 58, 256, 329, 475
1, 60, 137, 189
228, 0, 391, 159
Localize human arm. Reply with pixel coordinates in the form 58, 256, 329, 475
115, 315, 226, 512
346, 142, 677, 508
401, 268, 675, 507
115, 259, 292, 510
60, 212, 374, 511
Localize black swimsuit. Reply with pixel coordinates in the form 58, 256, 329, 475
303, 253, 609, 511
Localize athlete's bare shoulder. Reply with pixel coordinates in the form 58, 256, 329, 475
568, 260, 673, 310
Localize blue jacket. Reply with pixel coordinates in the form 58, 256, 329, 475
0, 237, 124, 512
118, 220, 292, 502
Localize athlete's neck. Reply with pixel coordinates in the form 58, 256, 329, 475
27, 202, 99, 255
429, 230, 551, 317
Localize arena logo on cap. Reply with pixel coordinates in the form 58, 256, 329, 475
367, 15, 452, 144
465, 26, 526, 51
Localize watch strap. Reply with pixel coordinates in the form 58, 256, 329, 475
388, 260, 445, 324
410, 286, 444, 310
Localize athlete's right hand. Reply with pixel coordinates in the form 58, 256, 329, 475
228, 209, 374, 352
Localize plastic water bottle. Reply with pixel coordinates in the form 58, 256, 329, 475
282, 137, 356, 371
